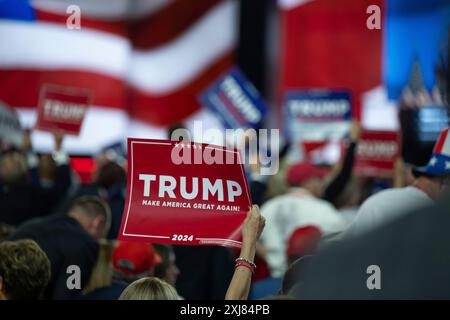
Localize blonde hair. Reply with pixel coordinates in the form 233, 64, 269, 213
83, 239, 115, 294
119, 277, 179, 300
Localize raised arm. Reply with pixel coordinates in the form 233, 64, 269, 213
322, 120, 360, 204
225, 205, 265, 300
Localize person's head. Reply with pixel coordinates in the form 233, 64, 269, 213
83, 239, 116, 294
412, 127, 450, 200
0, 239, 51, 300
153, 244, 180, 286
0, 150, 27, 186
414, 174, 450, 200
119, 277, 178, 300
112, 241, 162, 284
286, 226, 322, 265
95, 161, 126, 190
0, 223, 15, 242
281, 255, 314, 295
286, 162, 328, 197
67, 196, 111, 240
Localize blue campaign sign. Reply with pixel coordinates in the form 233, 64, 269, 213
284, 90, 353, 162
285, 90, 352, 122
198, 67, 268, 129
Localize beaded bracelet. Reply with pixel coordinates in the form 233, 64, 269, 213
235, 257, 257, 270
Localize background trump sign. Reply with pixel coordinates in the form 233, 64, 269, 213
355, 130, 400, 178
35, 84, 91, 135
118, 138, 252, 248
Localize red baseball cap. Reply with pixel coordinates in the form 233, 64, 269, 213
286, 162, 328, 186
112, 241, 162, 276
286, 225, 322, 258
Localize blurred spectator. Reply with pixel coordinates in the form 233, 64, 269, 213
119, 277, 179, 300
259, 160, 347, 277
0, 239, 51, 300
38, 154, 58, 187
153, 244, 180, 287
0, 223, 15, 242
81, 239, 127, 300
0, 132, 72, 226
9, 196, 110, 299
393, 157, 415, 188
112, 241, 162, 284
58, 160, 126, 239
286, 226, 322, 265
346, 127, 450, 236
296, 193, 450, 299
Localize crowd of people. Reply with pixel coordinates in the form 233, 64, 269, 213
1, 121, 450, 300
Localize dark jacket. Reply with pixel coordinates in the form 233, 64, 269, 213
9, 215, 99, 300
0, 164, 71, 226
173, 245, 235, 300
79, 281, 127, 300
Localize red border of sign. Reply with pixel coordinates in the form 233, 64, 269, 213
120, 138, 252, 248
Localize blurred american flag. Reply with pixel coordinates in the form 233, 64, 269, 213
0, 0, 237, 153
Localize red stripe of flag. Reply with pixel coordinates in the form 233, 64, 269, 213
35, 0, 223, 50
130, 0, 222, 50
433, 128, 449, 153
129, 51, 234, 125
0, 69, 126, 109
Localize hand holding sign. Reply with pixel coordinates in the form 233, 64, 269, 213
53, 130, 64, 151
349, 120, 361, 143
243, 206, 265, 247
225, 205, 265, 300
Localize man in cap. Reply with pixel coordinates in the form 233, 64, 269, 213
286, 225, 322, 266
346, 127, 450, 237
259, 161, 348, 277
112, 241, 162, 284
9, 196, 111, 300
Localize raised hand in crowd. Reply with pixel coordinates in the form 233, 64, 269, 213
225, 205, 265, 300
349, 119, 361, 143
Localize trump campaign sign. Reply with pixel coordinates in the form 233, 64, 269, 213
118, 138, 252, 248
35, 84, 91, 135
355, 130, 400, 178
199, 67, 268, 129
284, 90, 352, 162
